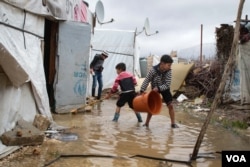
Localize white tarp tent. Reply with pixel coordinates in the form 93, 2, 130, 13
0, 0, 93, 24
0, 1, 52, 156
0, 0, 94, 156
239, 41, 250, 104
223, 41, 250, 104
89, 29, 141, 93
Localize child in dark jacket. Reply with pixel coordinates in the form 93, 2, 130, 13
105, 62, 142, 122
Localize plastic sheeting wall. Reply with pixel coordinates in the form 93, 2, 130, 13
1, 0, 93, 25
0, 74, 37, 134
90, 29, 141, 93
0, 2, 52, 155
0, 24, 51, 121
0, 2, 51, 119
239, 41, 250, 104
224, 42, 250, 104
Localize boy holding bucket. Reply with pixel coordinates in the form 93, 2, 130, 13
140, 54, 179, 128
105, 62, 143, 122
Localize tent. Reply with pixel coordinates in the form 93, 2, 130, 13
0, 1, 52, 157
225, 41, 250, 104
0, 0, 94, 156
89, 29, 141, 93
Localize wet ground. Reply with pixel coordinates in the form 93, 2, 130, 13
1, 99, 250, 167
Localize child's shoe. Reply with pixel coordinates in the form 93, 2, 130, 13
112, 113, 120, 122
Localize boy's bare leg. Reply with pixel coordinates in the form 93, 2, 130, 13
168, 103, 179, 128
143, 113, 152, 127
168, 103, 175, 124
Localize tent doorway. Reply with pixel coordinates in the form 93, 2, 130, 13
44, 19, 91, 113
44, 19, 58, 113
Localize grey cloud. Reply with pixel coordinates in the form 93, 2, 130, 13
86, 0, 250, 57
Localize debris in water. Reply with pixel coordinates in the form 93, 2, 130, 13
48, 133, 78, 141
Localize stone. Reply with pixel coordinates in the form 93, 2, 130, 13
33, 114, 51, 131
0, 119, 44, 146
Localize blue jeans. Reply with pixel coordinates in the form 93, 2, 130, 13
92, 71, 103, 99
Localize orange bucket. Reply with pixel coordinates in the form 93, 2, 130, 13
133, 91, 162, 115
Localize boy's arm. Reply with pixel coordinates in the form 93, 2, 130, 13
140, 69, 154, 92
90, 55, 99, 74
105, 77, 120, 99
132, 75, 137, 86
90, 55, 98, 69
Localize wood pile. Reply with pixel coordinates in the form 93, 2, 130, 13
215, 24, 234, 64
184, 60, 222, 99
182, 24, 235, 100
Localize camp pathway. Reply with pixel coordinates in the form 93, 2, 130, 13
3, 99, 250, 167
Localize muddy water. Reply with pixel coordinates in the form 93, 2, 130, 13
5, 100, 250, 167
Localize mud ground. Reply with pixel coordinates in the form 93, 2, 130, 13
1, 99, 250, 166
177, 100, 250, 143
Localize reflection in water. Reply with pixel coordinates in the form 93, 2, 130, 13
48, 132, 78, 142
3, 100, 250, 167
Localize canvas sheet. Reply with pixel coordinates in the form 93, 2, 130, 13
171, 62, 194, 95
0, 5, 52, 155
0, 73, 37, 156
239, 41, 250, 104
1, 0, 93, 24
89, 29, 141, 93
0, 2, 44, 37
0, 25, 51, 120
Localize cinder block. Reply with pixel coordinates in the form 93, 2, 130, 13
33, 114, 51, 131
0, 119, 44, 146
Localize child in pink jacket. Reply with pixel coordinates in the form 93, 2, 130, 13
105, 62, 142, 122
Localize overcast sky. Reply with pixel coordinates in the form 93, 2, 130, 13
85, 0, 250, 57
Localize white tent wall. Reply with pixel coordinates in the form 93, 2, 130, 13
89, 29, 141, 95
1, 0, 94, 26
0, 2, 44, 38
239, 41, 250, 104
0, 2, 52, 155
223, 42, 250, 104
223, 58, 241, 102
0, 73, 37, 135
0, 16, 51, 120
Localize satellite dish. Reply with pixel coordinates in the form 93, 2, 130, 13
95, 1, 104, 23
144, 18, 150, 35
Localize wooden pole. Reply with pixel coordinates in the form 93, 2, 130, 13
200, 24, 203, 64
191, 0, 245, 160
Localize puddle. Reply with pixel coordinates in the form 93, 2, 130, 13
48, 133, 78, 142
1, 99, 250, 167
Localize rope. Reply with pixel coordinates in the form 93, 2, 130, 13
43, 153, 194, 167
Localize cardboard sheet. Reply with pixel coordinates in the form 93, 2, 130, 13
171, 62, 194, 95
135, 62, 194, 96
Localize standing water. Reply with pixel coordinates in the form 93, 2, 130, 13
2, 99, 250, 167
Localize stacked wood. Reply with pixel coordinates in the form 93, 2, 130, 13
184, 60, 222, 99
215, 24, 234, 64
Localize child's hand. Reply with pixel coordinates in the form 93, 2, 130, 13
139, 91, 145, 95
105, 93, 111, 99
153, 87, 159, 92
90, 68, 93, 74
